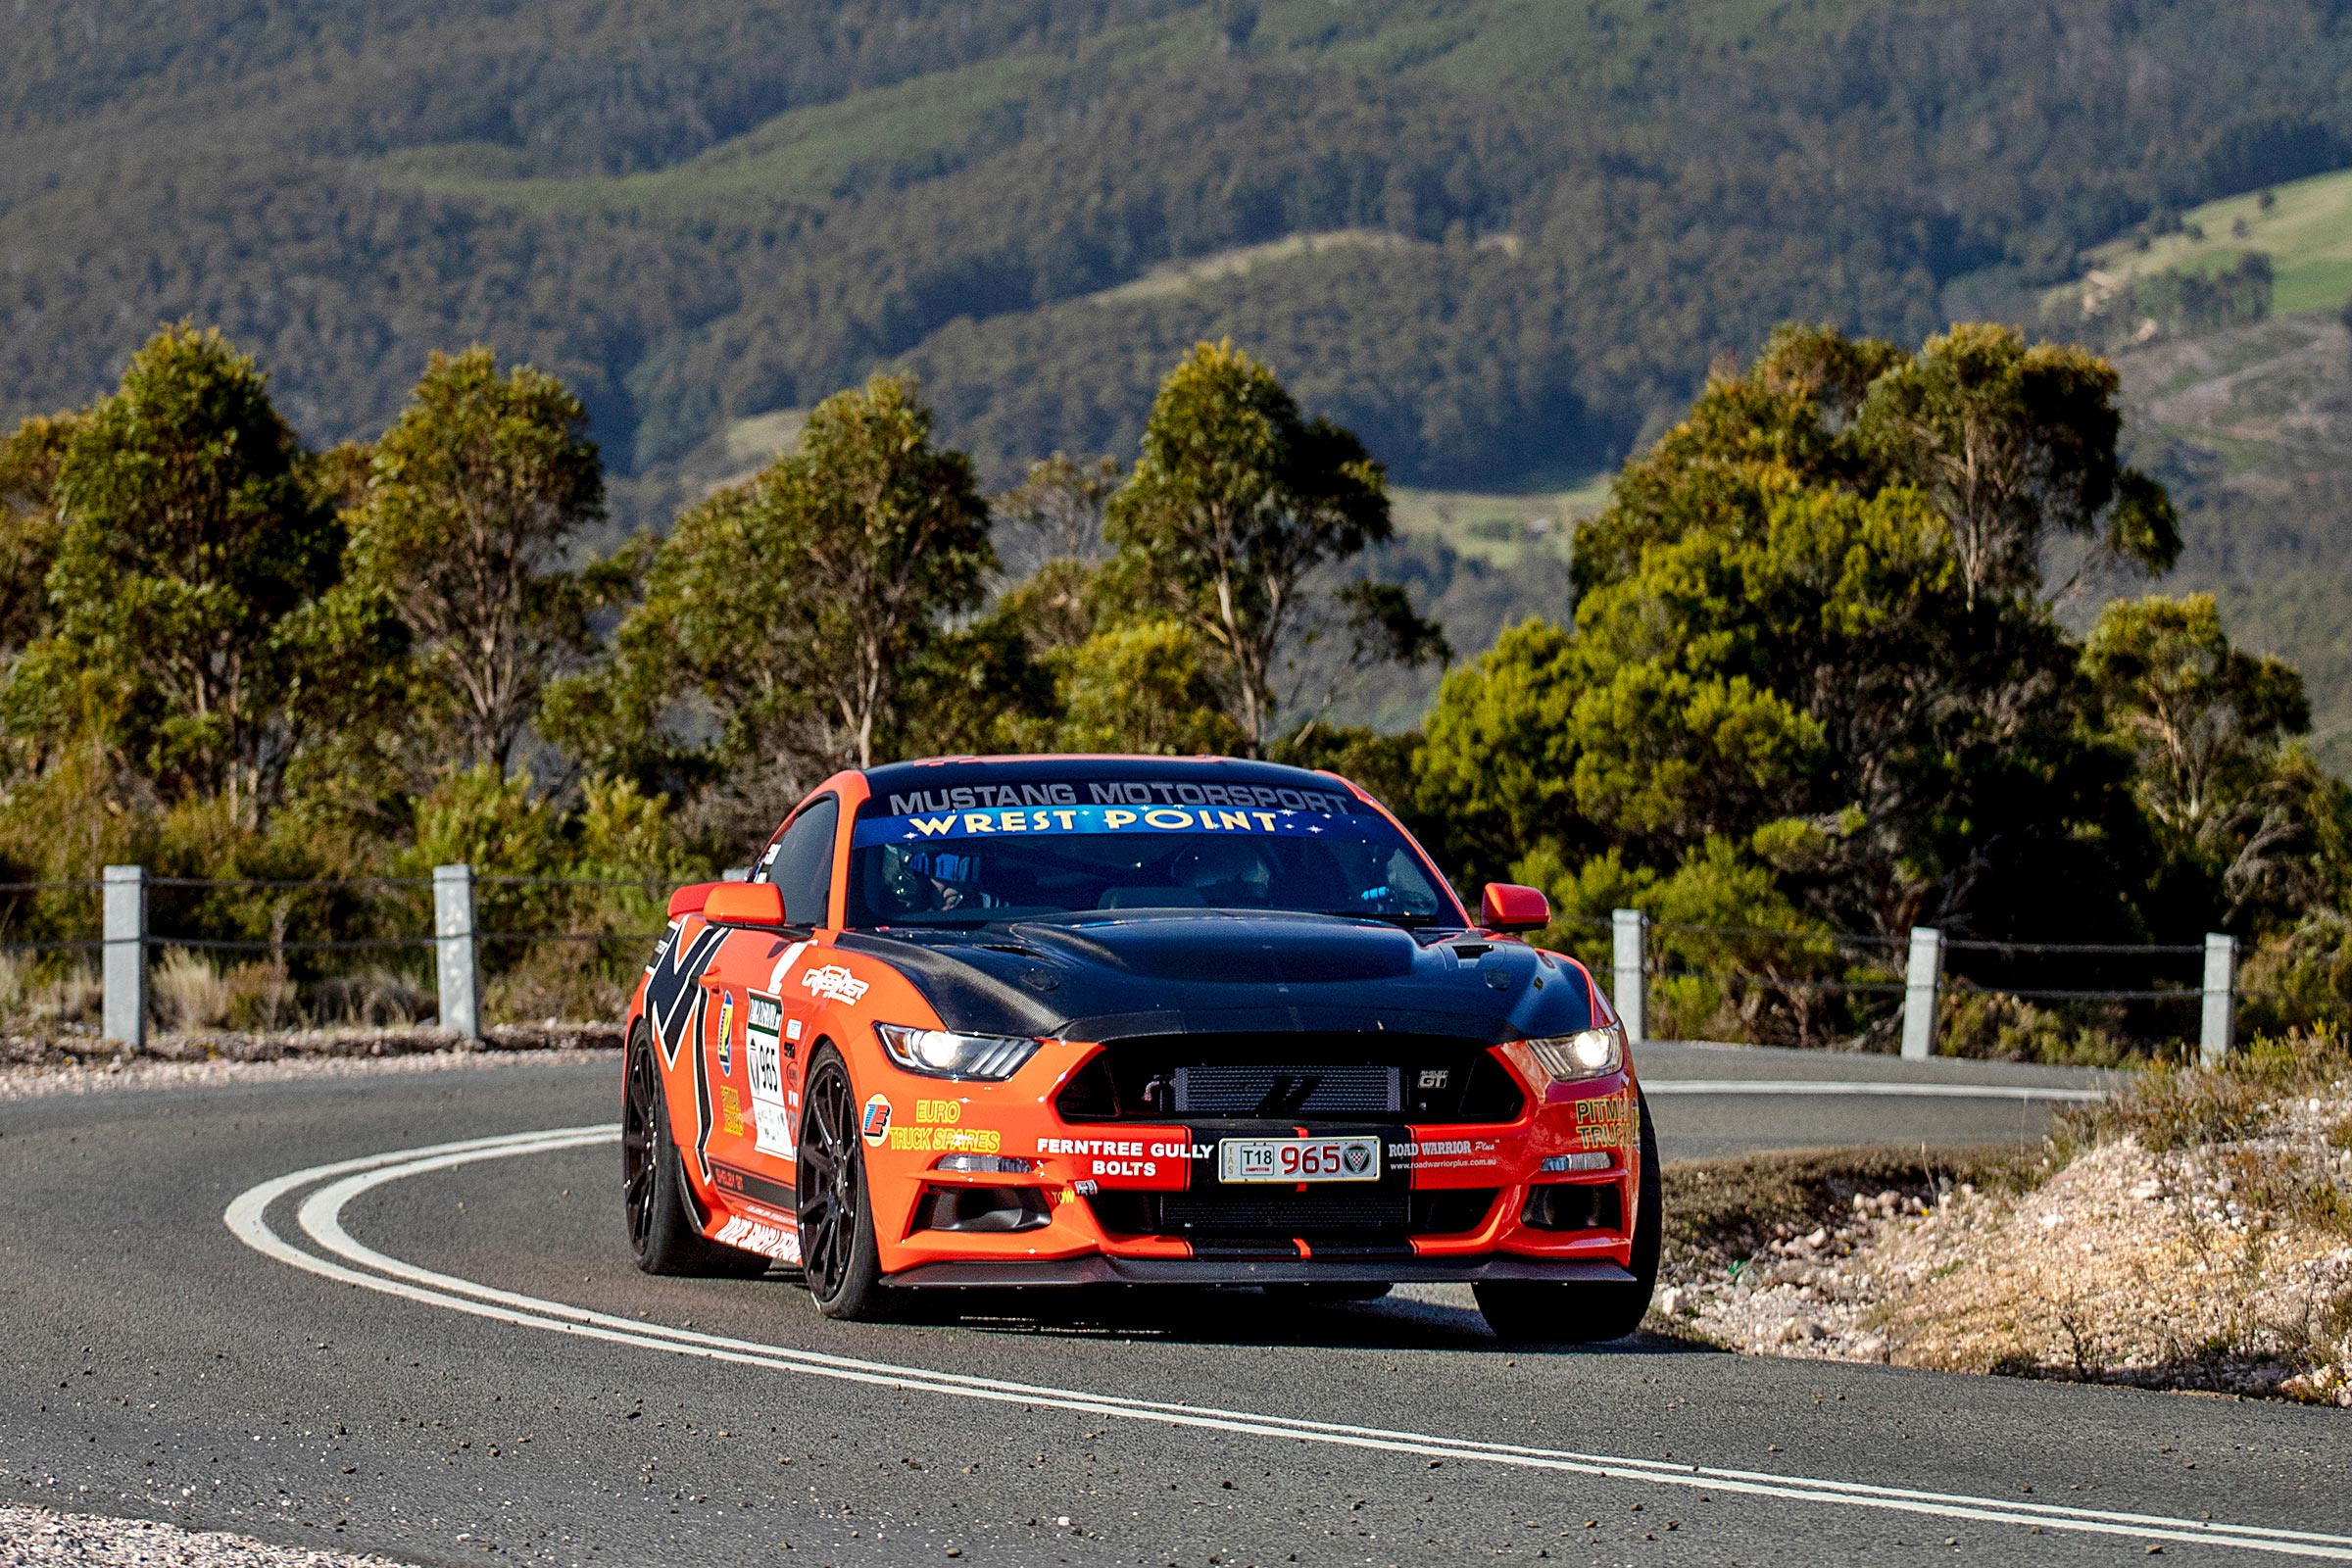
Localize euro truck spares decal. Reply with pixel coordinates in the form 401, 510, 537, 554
854, 802, 1361, 847
1575, 1092, 1635, 1151
744, 991, 795, 1159
887, 1125, 1004, 1154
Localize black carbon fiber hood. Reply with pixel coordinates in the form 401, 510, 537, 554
838, 909, 1598, 1045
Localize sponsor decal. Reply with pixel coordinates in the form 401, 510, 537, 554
887, 1125, 1004, 1154
880, 781, 1351, 816
1387, 1138, 1500, 1171
803, 963, 868, 1005
1036, 1136, 1214, 1158
1575, 1092, 1636, 1152
744, 991, 794, 1158
1071, 1179, 1100, 1197
715, 990, 735, 1075
785, 1018, 804, 1042
710, 1159, 797, 1211
718, 1085, 745, 1137
853, 799, 1362, 849
860, 1094, 893, 1146
714, 1212, 801, 1264
916, 1099, 961, 1124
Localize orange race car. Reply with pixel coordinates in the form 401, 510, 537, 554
620, 755, 1658, 1344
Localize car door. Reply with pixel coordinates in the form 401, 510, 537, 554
695, 795, 839, 1214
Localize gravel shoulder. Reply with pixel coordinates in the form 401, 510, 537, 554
0, 1504, 394, 1567
0, 1028, 616, 1102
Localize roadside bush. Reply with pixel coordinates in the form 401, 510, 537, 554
1937, 990, 2141, 1067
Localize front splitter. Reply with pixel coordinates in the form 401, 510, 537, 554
884, 1254, 1636, 1289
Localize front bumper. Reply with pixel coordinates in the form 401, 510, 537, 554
862, 1039, 1641, 1278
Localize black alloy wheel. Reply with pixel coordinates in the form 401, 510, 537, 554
621, 1029, 662, 1254
620, 1023, 766, 1277
797, 1049, 888, 1318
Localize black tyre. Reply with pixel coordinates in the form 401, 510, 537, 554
1475, 1088, 1662, 1346
621, 1024, 768, 1278
797, 1047, 891, 1320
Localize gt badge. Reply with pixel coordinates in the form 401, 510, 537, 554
860, 1094, 893, 1146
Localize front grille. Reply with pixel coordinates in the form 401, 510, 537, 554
1057, 1033, 1523, 1124
1160, 1189, 1407, 1233
1173, 1064, 1398, 1115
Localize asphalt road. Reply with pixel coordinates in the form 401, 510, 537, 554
2, 1048, 2344, 1568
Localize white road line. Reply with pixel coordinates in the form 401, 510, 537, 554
224, 1128, 2352, 1560
1645, 1079, 2109, 1102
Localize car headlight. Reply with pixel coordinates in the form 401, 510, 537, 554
1521, 1022, 1625, 1083
874, 1022, 1041, 1082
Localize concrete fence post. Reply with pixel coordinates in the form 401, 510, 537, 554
1610, 907, 1648, 1045
1900, 925, 1943, 1060
101, 864, 147, 1050
434, 862, 481, 1042
2200, 932, 2237, 1068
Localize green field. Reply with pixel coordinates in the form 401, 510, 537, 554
2074, 166, 2352, 318
1388, 478, 1605, 568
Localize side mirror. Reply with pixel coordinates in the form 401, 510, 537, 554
704, 881, 790, 927
1481, 882, 1551, 932
667, 882, 724, 919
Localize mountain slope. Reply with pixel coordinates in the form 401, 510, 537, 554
10, 0, 2352, 511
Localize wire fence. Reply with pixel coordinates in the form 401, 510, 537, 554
0, 870, 693, 1036
1536, 906, 2285, 1059
0, 869, 2328, 1058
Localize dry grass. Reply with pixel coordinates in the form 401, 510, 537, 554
0, 953, 102, 1030
150, 948, 234, 1031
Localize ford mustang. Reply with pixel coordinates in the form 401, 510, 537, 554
620, 755, 1658, 1344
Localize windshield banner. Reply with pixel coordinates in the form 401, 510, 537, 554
853, 804, 1370, 848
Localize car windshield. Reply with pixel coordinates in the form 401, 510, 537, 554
845, 789, 1457, 929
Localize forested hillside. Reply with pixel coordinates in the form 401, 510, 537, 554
9, 0, 2352, 512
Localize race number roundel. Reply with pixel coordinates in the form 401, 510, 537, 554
860, 1095, 893, 1146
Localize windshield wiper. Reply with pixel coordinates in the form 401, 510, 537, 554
1308, 909, 1442, 928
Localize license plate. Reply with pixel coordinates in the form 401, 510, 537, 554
1217, 1136, 1380, 1184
